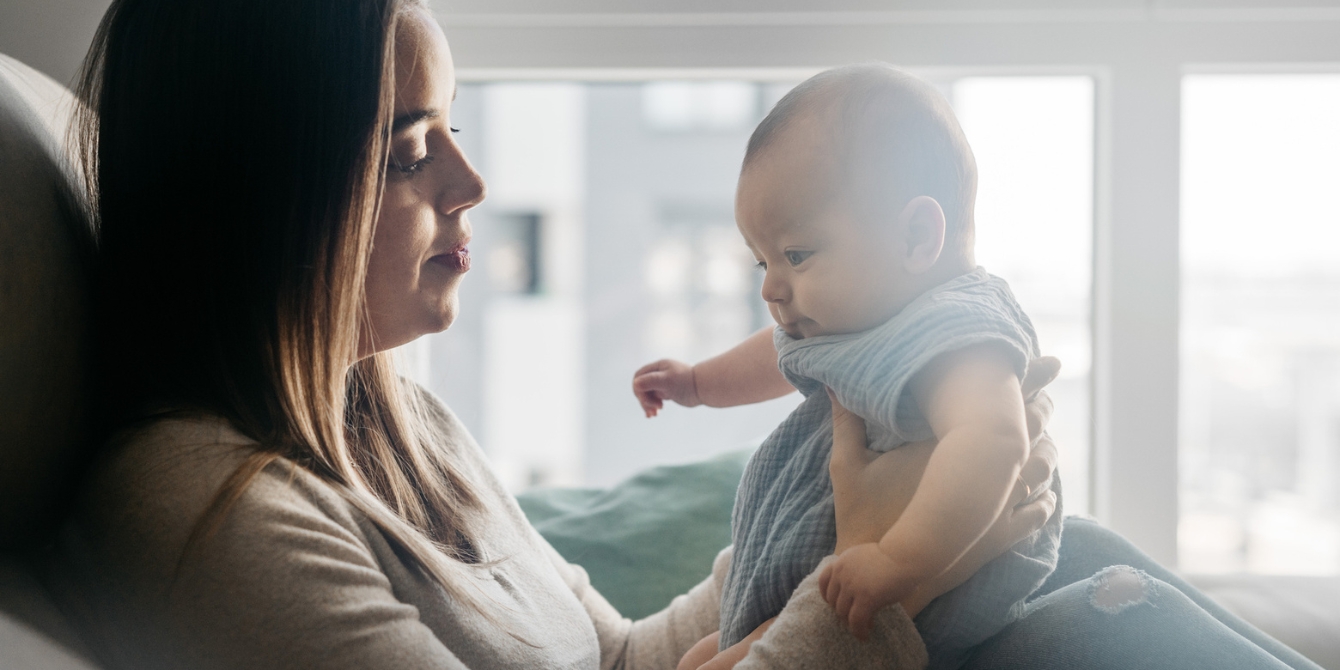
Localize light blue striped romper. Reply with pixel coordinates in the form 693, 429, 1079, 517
720, 268, 1063, 670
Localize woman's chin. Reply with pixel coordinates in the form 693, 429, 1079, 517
357, 293, 459, 360
425, 293, 459, 333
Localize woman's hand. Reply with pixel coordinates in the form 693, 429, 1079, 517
690, 618, 776, 670
828, 356, 1062, 616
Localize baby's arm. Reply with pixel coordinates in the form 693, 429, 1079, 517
633, 327, 794, 417
819, 342, 1030, 637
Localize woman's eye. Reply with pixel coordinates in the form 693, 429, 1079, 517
754, 260, 767, 270
450, 127, 461, 134
393, 154, 435, 176
784, 250, 812, 266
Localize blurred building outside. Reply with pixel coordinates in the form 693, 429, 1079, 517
1179, 74, 1340, 575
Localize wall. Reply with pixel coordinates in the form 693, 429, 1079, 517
0, 0, 111, 86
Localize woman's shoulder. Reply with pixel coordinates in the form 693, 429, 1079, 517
86, 413, 264, 527
79, 389, 501, 556
58, 412, 458, 668
88, 413, 312, 512
72, 414, 366, 586
98, 412, 261, 491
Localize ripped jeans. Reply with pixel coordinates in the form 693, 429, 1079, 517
964, 517, 1323, 670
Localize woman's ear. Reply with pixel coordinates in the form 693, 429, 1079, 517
898, 196, 946, 274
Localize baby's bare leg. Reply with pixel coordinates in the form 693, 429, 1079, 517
677, 632, 720, 670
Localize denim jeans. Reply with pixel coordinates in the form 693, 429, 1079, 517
964, 517, 1322, 670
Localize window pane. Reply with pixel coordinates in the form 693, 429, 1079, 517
952, 76, 1095, 515
413, 76, 1095, 496
1180, 75, 1340, 575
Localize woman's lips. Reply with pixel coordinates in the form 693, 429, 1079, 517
429, 246, 471, 272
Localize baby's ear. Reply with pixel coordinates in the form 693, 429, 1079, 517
898, 195, 946, 274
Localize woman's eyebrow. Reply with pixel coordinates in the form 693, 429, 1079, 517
392, 109, 440, 133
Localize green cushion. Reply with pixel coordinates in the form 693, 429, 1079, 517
516, 449, 750, 619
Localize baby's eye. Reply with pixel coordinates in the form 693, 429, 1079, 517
754, 260, 767, 270
784, 250, 813, 266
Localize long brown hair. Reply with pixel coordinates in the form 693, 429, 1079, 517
74, 0, 495, 610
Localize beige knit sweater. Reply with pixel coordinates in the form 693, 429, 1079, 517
52, 390, 926, 670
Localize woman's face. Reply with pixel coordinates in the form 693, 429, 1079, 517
360, 9, 485, 359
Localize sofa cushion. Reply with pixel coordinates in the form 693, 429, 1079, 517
0, 53, 94, 548
516, 449, 749, 619
1187, 573, 1340, 670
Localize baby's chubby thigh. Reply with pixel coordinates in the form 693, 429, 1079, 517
833, 430, 937, 553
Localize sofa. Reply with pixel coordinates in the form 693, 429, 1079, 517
2, 53, 1338, 670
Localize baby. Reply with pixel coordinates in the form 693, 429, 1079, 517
633, 64, 1062, 670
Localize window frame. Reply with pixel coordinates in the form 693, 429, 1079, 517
443, 4, 1340, 567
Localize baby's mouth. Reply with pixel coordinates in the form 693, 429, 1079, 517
778, 321, 804, 339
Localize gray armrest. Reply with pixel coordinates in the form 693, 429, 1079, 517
1187, 573, 1340, 670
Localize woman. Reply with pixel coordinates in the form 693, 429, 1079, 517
53, 0, 1320, 668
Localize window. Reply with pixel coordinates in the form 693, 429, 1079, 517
408, 76, 1096, 499
423, 0, 1340, 569
1179, 74, 1340, 575
953, 76, 1095, 514
642, 81, 758, 132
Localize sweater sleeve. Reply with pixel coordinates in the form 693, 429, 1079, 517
734, 556, 928, 670
544, 542, 731, 670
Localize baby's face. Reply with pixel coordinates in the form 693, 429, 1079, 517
736, 116, 922, 339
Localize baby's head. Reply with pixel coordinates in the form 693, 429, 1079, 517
736, 64, 977, 339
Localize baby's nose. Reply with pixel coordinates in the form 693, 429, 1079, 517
760, 273, 789, 303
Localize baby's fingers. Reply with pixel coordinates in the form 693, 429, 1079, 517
848, 600, 876, 641
1019, 433, 1058, 493
822, 565, 844, 606
1015, 490, 1058, 535
634, 386, 664, 417
634, 359, 673, 377
633, 370, 671, 395
835, 588, 856, 622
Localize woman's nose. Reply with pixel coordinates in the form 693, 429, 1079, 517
438, 140, 487, 216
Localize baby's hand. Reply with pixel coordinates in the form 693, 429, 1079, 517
818, 543, 917, 640
632, 359, 701, 417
